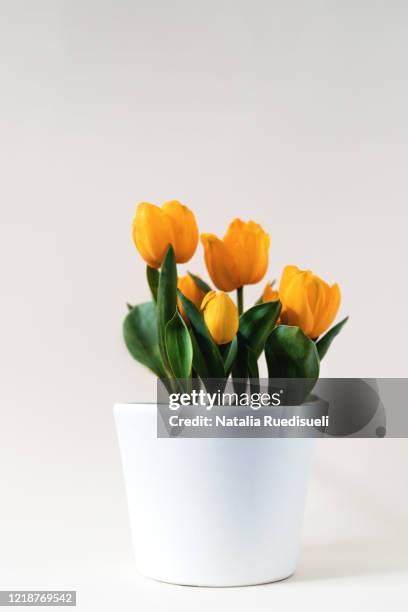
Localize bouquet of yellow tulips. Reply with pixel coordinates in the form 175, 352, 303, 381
124, 200, 348, 395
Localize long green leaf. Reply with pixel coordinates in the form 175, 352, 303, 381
265, 325, 320, 404
265, 325, 320, 378
232, 340, 259, 385
247, 348, 259, 379
189, 329, 210, 378
316, 317, 349, 361
232, 339, 249, 380
188, 272, 212, 294
178, 290, 225, 378
157, 246, 177, 375
239, 300, 281, 357
248, 347, 260, 396
123, 302, 166, 377
222, 336, 238, 377
232, 299, 280, 382
165, 311, 193, 379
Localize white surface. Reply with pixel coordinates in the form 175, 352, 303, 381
0, 0, 407, 608
0, 439, 407, 610
115, 404, 314, 586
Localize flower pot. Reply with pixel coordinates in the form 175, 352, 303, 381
114, 403, 315, 587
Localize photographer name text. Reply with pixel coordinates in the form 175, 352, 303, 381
167, 414, 329, 428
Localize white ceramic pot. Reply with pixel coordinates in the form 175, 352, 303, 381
114, 403, 315, 587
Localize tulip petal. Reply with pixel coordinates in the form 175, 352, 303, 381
200, 290, 217, 311
246, 221, 270, 284
279, 265, 301, 296
280, 271, 315, 336
133, 203, 174, 268
250, 232, 270, 283
201, 234, 240, 292
162, 200, 199, 263
306, 274, 327, 337
201, 291, 239, 345
263, 283, 279, 303
312, 283, 341, 338
223, 219, 250, 286
223, 219, 270, 286
278, 265, 342, 339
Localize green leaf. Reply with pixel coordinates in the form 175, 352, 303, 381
187, 272, 212, 294
178, 290, 225, 378
222, 336, 238, 376
146, 266, 159, 302
265, 325, 320, 403
157, 246, 177, 375
123, 302, 166, 377
316, 317, 349, 361
165, 311, 193, 379
232, 341, 249, 379
232, 342, 259, 383
126, 303, 134, 311
247, 347, 259, 379
189, 329, 210, 378
265, 325, 320, 378
232, 298, 280, 381
248, 347, 260, 396
239, 300, 281, 357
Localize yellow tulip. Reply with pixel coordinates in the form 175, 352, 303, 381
262, 283, 279, 303
201, 219, 270, 291
177, 275, 206, 322
200, 291, 239, 345
132, 200, 198, 268
278, 265, 341, 338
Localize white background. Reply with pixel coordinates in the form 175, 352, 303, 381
0, 1, 407, 609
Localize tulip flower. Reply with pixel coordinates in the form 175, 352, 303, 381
263, 283, 279, 303
133, 200, 198, 268
201, 219, 270, 292
200, 291, 239, 345
277, 265, 341, 338
177, 275, 206, 322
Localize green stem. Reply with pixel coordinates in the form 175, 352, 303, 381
146, 266, 159, 302
237, 286, 244, 315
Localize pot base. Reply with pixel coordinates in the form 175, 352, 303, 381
139, 569, 295, 588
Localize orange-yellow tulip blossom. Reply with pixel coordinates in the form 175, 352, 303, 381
201, 219, 270, 292
264, 265, 341, 338
262, 284, 279, 303
177, 275, 206, 323
133, 201, 199, 268
200, 291, 239, 345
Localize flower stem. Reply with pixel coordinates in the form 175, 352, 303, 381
237, 286, 244, 315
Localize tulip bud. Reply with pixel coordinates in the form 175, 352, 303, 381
177, 275, 206, 322
132, 201, 198, 268
278, 265, 341, 338
262, 284, 279, 303
201, 219, 270, 291
200, 291, 239, 345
